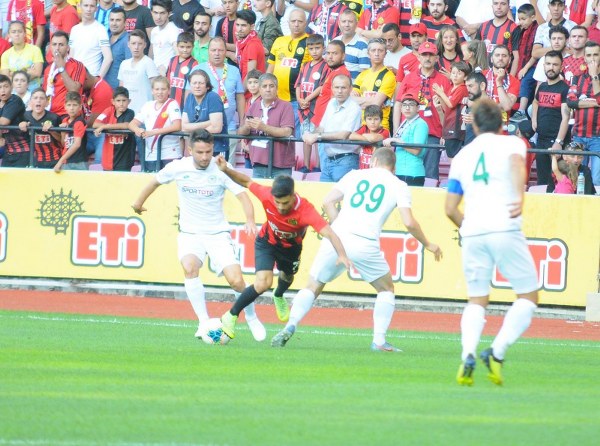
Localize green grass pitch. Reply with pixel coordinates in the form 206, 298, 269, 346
1, 311, 599, 446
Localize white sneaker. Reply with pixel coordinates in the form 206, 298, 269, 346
246, 317, 266, 342
194, 323, 203, 338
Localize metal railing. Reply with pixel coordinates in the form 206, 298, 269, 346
2, 125, 598, 179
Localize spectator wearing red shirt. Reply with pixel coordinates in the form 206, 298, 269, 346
311, 40, 351, 127
483, 44, 520, 126
6, 0, 46, 47
356, 0, 400, 40
216, 170, 350, 339
0, 73, 29, 167
235, 9, 266, 84
396, 41, 451, 180
42, 31, 86, 119
307, 0, 348, 45
396, 23, 427, 84
56, 91, 89, 171
49, 0, 80, 37
349, 104, 390, 169
83, 72, 114, 164
477, 0, 517, 59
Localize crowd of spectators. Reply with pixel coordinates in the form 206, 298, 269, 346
0, 0, 598, 194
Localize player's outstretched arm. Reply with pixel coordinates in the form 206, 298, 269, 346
215, 155, 253, 188
508, 154, 525, 218
132, 178, 161, 215
444, 192, 464, 228
236, 192, 258, 237
322, 187, 344, 224
319, 225, 353, 270
398, 207, 443, 261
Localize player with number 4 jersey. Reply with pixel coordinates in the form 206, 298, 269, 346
445, 99, 539, 386
271, 147, 442, 352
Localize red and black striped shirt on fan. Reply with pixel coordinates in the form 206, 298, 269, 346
567, 73, 600, 138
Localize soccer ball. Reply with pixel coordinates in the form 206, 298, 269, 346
199, 318, 231, 345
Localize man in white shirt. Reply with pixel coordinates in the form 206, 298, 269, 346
382, 23, 410, 76
150, 0, 182, 75
303, 74, 362, 182
69, 0, 113, 77
132, 129, 266, 342
446, 98, 539, 387
271, 147, 442, 351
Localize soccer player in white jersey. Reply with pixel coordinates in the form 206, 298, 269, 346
132, 129, 267, 342
271, 147, 443, 351
445, 98, 540, 386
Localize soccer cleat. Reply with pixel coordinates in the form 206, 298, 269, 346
220, 311, 238, 339
310, 167, 321, 173
456, 354, 476, 386
246, 317, 266, 342
271, 326, 295, 347
194, 322, 205, 338
509, 110, 527, 123
480, 348, 504, 385
298, 166, 310, 174
370, 342, 402, 352
273, 295, 290, 322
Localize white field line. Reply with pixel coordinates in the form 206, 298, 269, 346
1, 313, 598, 348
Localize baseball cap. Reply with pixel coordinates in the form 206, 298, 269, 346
401, 93, 419, 104
517, 120, 534, 140
418, 41, 438, 55
549, 0, 565, 3
409, 23, 427, 36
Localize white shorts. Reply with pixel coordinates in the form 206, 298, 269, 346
177, 232, 239, 276
461, 231, 539, 297
310, 232, 389, 284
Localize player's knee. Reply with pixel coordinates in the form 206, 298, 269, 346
181, 257, 201, 278
254, 277, 273, 293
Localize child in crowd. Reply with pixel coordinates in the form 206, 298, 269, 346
510, 3, 539, 122
93, 87, 137, 172
461, 40, 489, 72
240, 68, 262, 168
20, 88, 62, 169
12, 71, 31, 107
547, 142, 595, 195
118, 29, 160, 115
254, 0, 282, 56
552, 158, 577, 194
129, 76, 182, 172
350, 105, 390, 169
166, 32, 198, 109
56, 91, 88, 171
150, 0, 182, 76
432, 61, 471, 160
295, 34, 330, 173
0, 74, 29, 167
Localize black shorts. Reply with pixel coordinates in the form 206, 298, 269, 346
254, 237, 302, 276
1, 151, 31, 167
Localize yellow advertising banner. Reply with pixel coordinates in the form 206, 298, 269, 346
0, 169, 598, 306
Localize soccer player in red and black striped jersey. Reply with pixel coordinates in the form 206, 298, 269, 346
0, 74, 30, 167
167, 32, 198, 109
20, 89, 62, 169
566, 41, 600, 185
93, 87, 137, 171
216, 166, 351, 339
477, 0, 517, 60
55, 91, 89, 171
295, 34, 331, 173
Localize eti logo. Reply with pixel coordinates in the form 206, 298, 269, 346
354, 231, 424, 283
71, 216, 145, 267
493, 238, 568, 292
0, 212, 7, 262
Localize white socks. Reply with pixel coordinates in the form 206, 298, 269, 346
184, 277, 208, 322
460, 303, 486, 361
492, 298, 537, 360
286, 288, 316, 329
240, 291, 259, 321
372, 291, 395, 346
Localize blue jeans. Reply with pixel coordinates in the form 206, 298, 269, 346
87, 132, 105, 164
423, 135, 441, 180
252, 164, 292, 179
572, 136, 600, 185
518, 66, 536, 104
291, 100, 301, 139
320, 152, 358, 182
